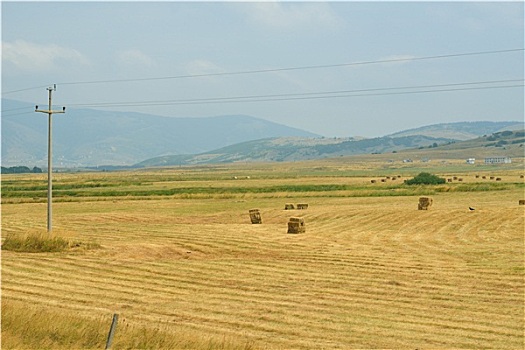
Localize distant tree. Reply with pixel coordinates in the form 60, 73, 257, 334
404, 172, 446, 185
1, 166, 40, 174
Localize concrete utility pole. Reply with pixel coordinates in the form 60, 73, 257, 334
35, 85, 66, 232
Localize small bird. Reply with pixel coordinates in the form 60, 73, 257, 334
469, 207, 475, 211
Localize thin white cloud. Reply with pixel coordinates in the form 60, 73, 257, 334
185, 59, 224, 76
115, 49, 154, 67
2, 40, 89, 72
238, 2, 343, 30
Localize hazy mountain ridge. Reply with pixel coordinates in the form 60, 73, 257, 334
1, 99, 318, 167
2, 99, 522, 167
137, 124, 525, 167
136, 135, 457, 167
387, 121, 523, 140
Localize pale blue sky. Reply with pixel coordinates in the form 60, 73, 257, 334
2, 1, 524, 137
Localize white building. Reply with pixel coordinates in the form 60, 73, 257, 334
484, 157, 512, 164
466, 158, 475, 164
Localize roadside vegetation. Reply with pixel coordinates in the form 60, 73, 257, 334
2, 300, 255, 350
1, 230, 100, 253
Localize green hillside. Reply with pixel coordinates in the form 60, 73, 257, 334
136, 128, 525, 168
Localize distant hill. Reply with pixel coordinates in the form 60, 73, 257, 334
387, 121, 523, 140
3, 98, 522, 167
136, 134, 457, 167
1, 99, 318, 167
137, 127, 525, 168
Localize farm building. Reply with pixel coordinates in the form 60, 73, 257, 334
466, 158, 475, 164
484, 157, 512, 164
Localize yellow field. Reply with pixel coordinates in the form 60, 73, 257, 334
2, 163, 524, 349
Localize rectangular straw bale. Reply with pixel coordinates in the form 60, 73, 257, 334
418, 197, 433, 210
287, 217, 305, 234
249, 209, 262, 224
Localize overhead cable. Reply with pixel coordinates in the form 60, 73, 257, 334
2, 48, 523, 95
66, 79, 524, 109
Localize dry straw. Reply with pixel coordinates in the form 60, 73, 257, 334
418, 197, 433, 210
287, 217, 305, 234
249, 209, 262, 224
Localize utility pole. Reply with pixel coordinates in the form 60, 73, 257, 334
35, 85, 66, 233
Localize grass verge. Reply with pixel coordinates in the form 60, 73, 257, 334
1, 300, 258, 350
1, 231, 100, 253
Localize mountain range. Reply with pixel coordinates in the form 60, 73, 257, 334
2, 98, 317, 167
2, 98, 523, 168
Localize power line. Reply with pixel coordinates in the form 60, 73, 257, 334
1, 111, 34, 117
2, 48, 523, 95
3, 78, 522, 117
66, 79, 523, 109
2, 85, 53, 95
58, 48, 525, 87
1, 106, 35, 113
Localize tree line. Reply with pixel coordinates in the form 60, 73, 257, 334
1, 166, 43, 174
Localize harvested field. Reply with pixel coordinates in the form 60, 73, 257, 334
2, 165, 524, 349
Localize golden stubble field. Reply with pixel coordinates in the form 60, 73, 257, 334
2, 162, 524, 349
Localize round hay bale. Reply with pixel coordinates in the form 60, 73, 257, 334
519, 200, 525, 205
285, 204, 295, 210
496, 177, 502, 181
447, 178, 452, 182
482, 176, 486, 179
490, 176, 495, 180
371, 179, 376, 184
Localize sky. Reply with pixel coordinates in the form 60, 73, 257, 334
2, 1, 524, 137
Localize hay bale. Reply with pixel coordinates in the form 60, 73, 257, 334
453, 176, 458, 180
371, 179, 376, 184
521, 175, 524, 179
475, 175, 479, 178
447, 178, 452, 182
381, 179, 386, 183
496, 177, 502, 181
418, 197, 433, 210
490, 176, 495, 180
249, 209, 262, 224
287, 217, 305, 234
482, 176, 486, 179
297, 203, 309, 210
285, 204, 295, 210
519, 200, 525, 205
458, 178, 463, 182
